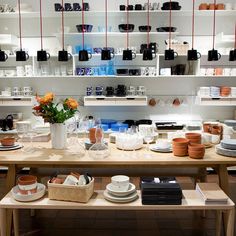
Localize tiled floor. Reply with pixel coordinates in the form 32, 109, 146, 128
1, 173, 236, 236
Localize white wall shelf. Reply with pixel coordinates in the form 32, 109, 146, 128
196, 96, 236, 106
0, 96, 32, 107
84, 96, 147, 106
0, 34, 18, 46
0, 10, 235, 18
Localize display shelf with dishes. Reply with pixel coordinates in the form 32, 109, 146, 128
0, 96, 33, 107
196, 96, 236, 106
84, 96, 148, 106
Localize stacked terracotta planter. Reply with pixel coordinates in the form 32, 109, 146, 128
188, 144, 205, 159
172, 138, 189, 156
220, 86, 231, 97
185, 133, 201, 144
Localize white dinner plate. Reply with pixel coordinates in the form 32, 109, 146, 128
215, 144, 236, 158
0, 143, 23, 151
103, 190, 138, 203
106, 183, 136, 197
11, 183, 46, 202
150, 144, 172, 153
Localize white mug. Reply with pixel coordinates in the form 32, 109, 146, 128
211, 134, 220, 144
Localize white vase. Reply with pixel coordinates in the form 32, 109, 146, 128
50, 123, 67, 149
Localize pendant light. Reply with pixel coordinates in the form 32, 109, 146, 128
0, 46, 8, 62
101, 0, 114, 60
122, 0, 136, 60
58, 0, 72, 61
16, 0, 29, 61
229, 24, 236, 61
79, 0, 92, 61
208, 0, 221, 61
143, 0, 156, 60
187, 0, 201, 61
37, 0, 50, 61
164, 0, 178, 60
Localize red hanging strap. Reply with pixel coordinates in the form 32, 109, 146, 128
169, 0, 172, 49
212, 0, 216, 49
147, 0, 150, 45
126, 0, 129, 49
18, 0, 22, 50
105, 0, 108, 48
61, 0, 65, 50
192, 0, 195, 49
82, 0, 85, 49
39, 0, 43, 50
234, 23, 236, 49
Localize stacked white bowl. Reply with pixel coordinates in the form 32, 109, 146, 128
210, 86, 220, 98
198, 87, 210, 97
231, 87, 236, 97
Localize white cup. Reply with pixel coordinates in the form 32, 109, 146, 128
156, 140, 171, 149
16, 66, 25, 76
202, 133, 212, 144
206, 68, 214, 76
211, 134, 220, 144
1, 90, 11, 96
224, 68, 231, 76
110, 175, 130, 192
200, 68, 206, 76
60, 65, 67, 76
225, 3, 232, 10
63, 175, 79, 185
25, 65, 33, 76
160, 68, 171, 76
231, 68, 236, 76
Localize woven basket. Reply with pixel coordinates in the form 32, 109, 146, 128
48, 176, 94, 203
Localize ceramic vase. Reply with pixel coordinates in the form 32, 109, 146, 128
50, 123, 67, 149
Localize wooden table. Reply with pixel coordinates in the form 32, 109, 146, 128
0, 141, 236, 235
0, 190, 235, 236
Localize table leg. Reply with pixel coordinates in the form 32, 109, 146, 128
216, 210, 222, 236
225, 208, 235, 236
6, 165, 16, 236
13, 209, 19, 236
0, 208, 6, 236
217, 165, 229, 195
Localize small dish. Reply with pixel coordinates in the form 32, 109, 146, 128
118, 24, 135, 33
76, 24, 93, 33
0, 143, 22, 151
150, 144, 172, 153
103, 189, 138, 203
156, 27, 177, 32
106, 183, 136, 197
11, 183, 46, 202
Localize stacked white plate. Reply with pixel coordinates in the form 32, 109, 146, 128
224, 120, 236, 130
216, 139, 236, 157
104, 183, 138, 203
150, 143, 172, 153
0, 143, 22, 151
11, 183, 46, 202
210, 86, 220, 98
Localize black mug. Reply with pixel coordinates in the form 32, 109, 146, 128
79, 49, 92, 61
37, 50, 50, 61
208, 49, 221, 61
135, 4, 143, 10
0, 50, 8, 62
120, 5, 126, 10
83, 2, 89, 11
16, 50, 29, 61
165, 49, 178, 60
229, 49, 236, 61
187, 49, 201, 61
58, 50, 72, 61
143, 48, 156, 60
101, 49, 114, 60
64, 3, 73, 11
73, 3, 81, 11
127, 5, 134, 10
122, 49, 136, 60
54, 3, 63, 11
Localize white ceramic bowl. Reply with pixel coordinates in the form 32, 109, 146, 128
111, 175, 130, 192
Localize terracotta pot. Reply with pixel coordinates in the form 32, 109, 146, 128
199, 3, 208, 10
211, 125, 223, 135
189, 150, 205, 159
0, 137, 15, 146
89, 128, 96, 143
215, 68, 223, 75
188, 143, 205, 151
203, 123, 211, 133
217, 3, 225, 10
185, 133, 201, 142
209, 3, 216, 10
172, 138, 189, 147
18, 175, 37, 195
173, 146, 188, 156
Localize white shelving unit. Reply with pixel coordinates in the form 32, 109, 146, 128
0, 96, 32, 107
0, 34, 18, 46
196, 96, 236, 106
84, 96, 147, 106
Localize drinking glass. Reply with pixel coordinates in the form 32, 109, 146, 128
119, 127, 127, 155
25, 127, 38, 152
16, 123, 30, 151
67, 117, 77, 147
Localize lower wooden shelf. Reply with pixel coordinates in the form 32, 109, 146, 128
84, 96, 147, 106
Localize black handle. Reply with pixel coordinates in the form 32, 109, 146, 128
96, 98, 105, 100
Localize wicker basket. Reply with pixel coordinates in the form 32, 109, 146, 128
48, 176, 94, 203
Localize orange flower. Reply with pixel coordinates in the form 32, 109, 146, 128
38, 92, 54, 105
65, 98, 78, 110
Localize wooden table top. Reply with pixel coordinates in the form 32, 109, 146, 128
0, 141, 236, 167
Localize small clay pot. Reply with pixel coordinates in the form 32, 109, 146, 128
203, 123, 211, 133
199, 3, 208, 10
216, 3, 225, 10
18, 175, 37, 195
89, 128, 96, 143
209, 3, 216, 10
172, 138, 189, 147
173, 146, 188, 156
185, 133, 201, 144
0, 137, 15, 146
188, 149, 205, 159
149, 98, 157, 107
188, 143, 205, 151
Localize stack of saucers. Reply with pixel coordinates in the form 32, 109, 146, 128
103, 175, 138, 203
150, 140, 172, 153
216, 139, 236, 157
210, 86, 220, 98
